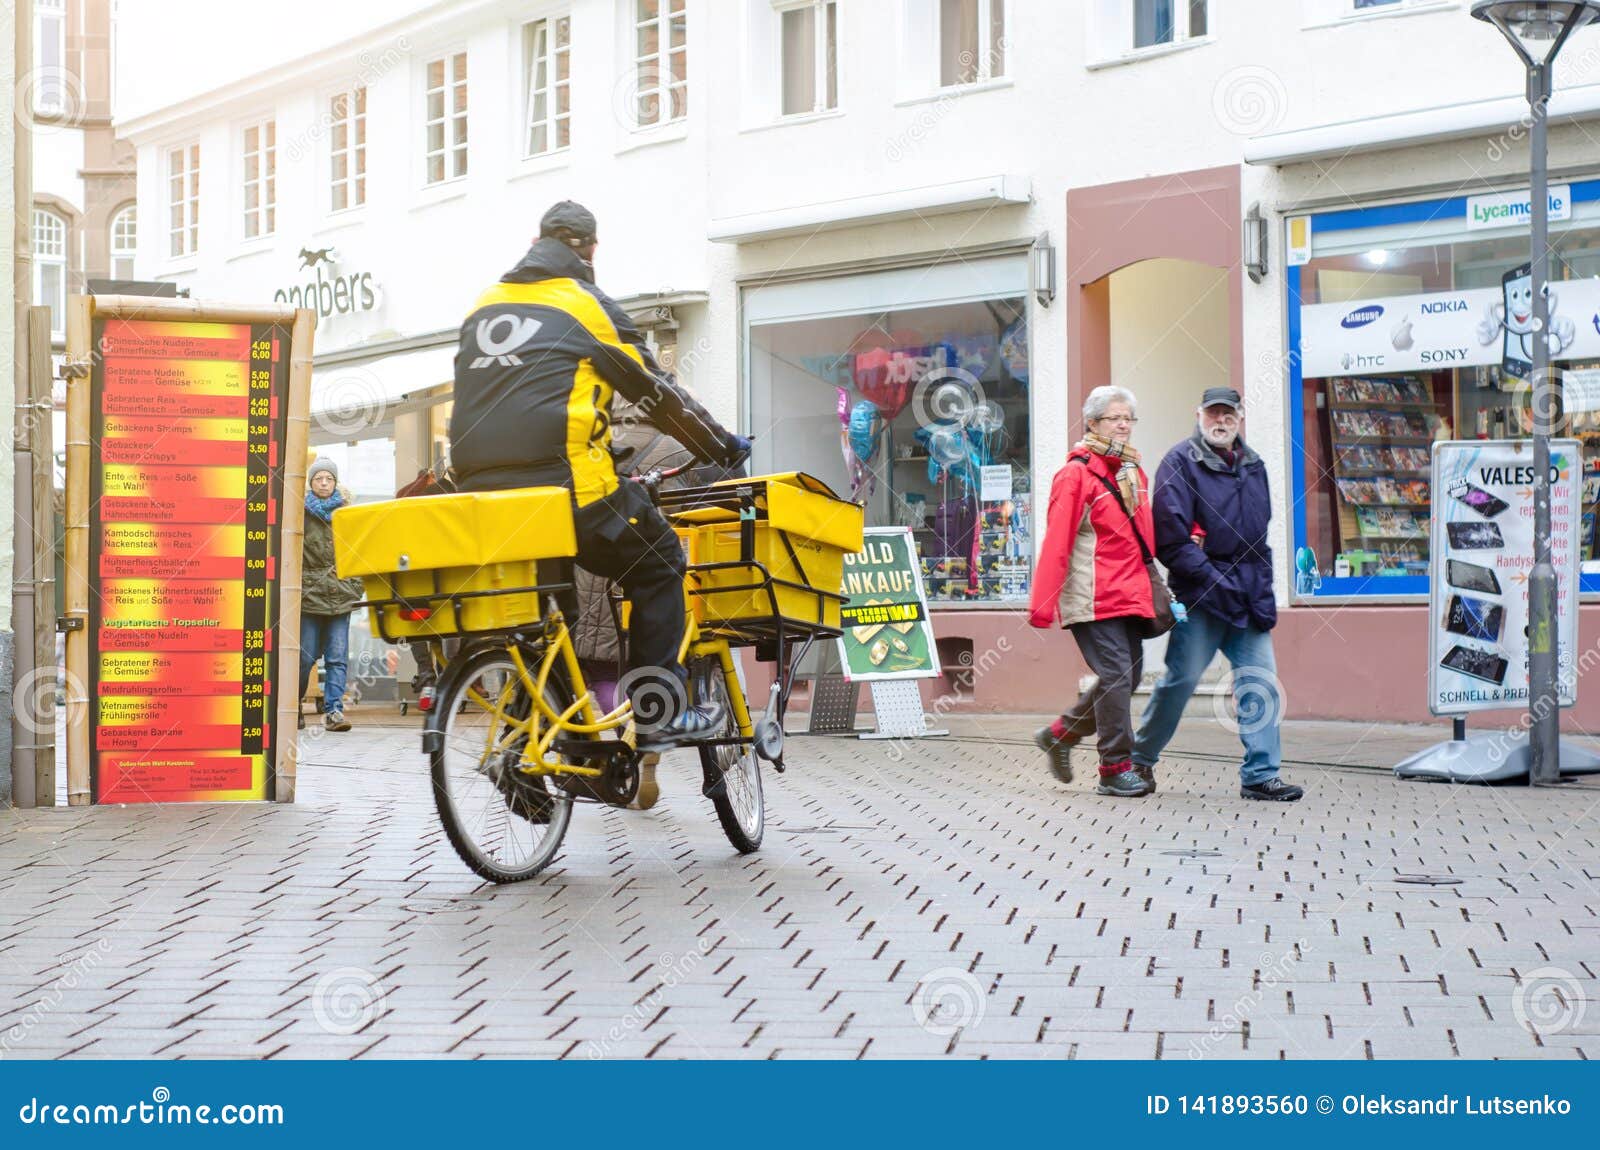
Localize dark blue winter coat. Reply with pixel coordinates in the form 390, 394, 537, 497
1150, 429, 1276, 632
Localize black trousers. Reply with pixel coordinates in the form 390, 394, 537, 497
1059, 617, 1144, 766
564, 481, 688, 706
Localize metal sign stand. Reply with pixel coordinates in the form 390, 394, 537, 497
856, 679, 948, 740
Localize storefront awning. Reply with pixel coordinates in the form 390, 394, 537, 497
1244, 83, 1600, 166
309, 343, 456, 424
707, 174, 1032, 243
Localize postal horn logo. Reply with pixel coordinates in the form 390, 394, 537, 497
1341, 304, 1384, 329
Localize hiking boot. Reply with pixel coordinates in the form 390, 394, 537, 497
628, 755, 661, 811
324, 711, 351, 732
1241, 777, 1304, 802
1034, 725, 1079, 784
1132, 763, 1157, 793
637, 704, 722, 753
1096, 763, 1153, 798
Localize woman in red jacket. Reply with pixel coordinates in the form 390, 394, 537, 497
1028, 386, 1155, 798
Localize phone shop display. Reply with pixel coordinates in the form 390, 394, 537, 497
1427, 438, 1582, 715
1326, 376, 1441, 576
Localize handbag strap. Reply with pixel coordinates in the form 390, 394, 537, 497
1071, 457, 1154, 566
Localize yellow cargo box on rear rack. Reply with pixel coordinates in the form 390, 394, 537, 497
332, 487, 576, 640
659, 473, 864, 638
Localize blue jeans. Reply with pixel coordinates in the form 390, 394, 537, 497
1132, 609, 1282, 786
299, 612, 351, 714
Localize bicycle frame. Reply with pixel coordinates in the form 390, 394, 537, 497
459, 599, 755, 780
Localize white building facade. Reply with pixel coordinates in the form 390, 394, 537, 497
115, 0, 1600, 722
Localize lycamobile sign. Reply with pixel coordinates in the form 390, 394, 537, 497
1466, 185, 1571, 230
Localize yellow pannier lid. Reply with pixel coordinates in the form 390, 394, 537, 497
332, 487, 577, 578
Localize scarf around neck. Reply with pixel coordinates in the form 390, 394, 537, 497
305, 488, 345, 522
1079, 432, 1141, 513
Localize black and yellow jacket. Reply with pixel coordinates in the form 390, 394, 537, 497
448, 238, 739, 504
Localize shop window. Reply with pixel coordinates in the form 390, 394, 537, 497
1288, 185, 1600, 598
424, 51, 469, 184
780, 1, 838, 116
330, 87, 367, 211
167, 142, 200, 258
748, 264, 1033, 606
241, 120, 276, 240
33, 208, 67, 339
940, 0, 1005, 86
109, 204, 136, 280
523, 15, 572, 155
632, 0, 687, 127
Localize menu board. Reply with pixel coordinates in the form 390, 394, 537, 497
1427, 439, 1581, 715
90, 318, 291, 802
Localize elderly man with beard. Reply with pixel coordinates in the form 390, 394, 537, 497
1130, 387, 1303, 802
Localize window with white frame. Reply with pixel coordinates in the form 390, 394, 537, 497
33, 208, 67, 337
330, 88, 367, 211
780, 1, 837, 116
523, 15, 572, 155
110, 204, 137, 280
425, 52, 469, 183
241, 120, 276, 239
167, 142, 200, 258
940, 0, 1005, 86
34, 0, 67, 114
633, 0, 687, 127
1132, 0, 1207, 49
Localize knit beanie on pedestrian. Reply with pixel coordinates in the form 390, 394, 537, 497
308, 457, 338, 483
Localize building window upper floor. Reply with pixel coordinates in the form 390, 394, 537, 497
424, 50, 469, 183
330, 88, 368, 211
110, 204, 137, 280
523, 14, 573, 155
632, 0, 687, 128
33, 207, 68, 338
779, 1, 838, 116
167, 142, 200, 259
241, 119, 277, 240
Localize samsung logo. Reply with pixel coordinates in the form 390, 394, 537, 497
1341, 305, 1384, 329
1420, 299, 1467, 314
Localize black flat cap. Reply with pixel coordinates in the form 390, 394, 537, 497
539, 200, 598, 243
1201, 386, 1243, 411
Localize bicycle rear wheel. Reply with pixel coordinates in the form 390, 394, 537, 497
430, 646, 573, 883
697, 664, 764, 853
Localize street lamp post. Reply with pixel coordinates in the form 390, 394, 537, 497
1472, 1, 1600, 785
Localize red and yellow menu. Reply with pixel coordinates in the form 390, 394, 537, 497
90, 319, 289, 802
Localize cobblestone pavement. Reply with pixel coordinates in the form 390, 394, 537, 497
3, 719, 1599, 1060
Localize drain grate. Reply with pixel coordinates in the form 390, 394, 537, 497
1393, 874, 1462, 886
1163, 849, 1225, 858
400, 899, 485, 914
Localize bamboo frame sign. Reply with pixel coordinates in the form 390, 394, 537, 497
64, 296, 313, 804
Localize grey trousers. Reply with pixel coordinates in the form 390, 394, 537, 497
1059, 617, 1145, 766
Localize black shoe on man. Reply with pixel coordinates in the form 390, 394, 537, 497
1241, 776, 1304, 802
1132, 763, 1157, 794
1096, 763, 1153, 798
1034, 725, 1080, 783
637, 704, 723, 754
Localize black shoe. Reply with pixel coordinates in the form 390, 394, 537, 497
638, 704, 723, 753
1132, 763, 1157, 794
1034, 726, 1079, 783
1241, 777, 1304, 802
1096, 766, 1153, 798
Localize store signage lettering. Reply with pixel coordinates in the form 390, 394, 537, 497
835, 528, 942, 683
1477, 464, 1564, 486
1465, 185, 1571, 231
273, 248, 379, 321
1302, 278, 1600, 378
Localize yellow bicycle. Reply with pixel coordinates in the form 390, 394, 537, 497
333, 466, 862, 883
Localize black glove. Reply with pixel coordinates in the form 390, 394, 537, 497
723, 435, 753, 467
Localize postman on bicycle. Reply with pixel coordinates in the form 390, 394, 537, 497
448, 201, 750, 750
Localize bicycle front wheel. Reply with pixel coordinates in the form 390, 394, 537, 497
697, 663, 764, 853
430, 646, 573, 883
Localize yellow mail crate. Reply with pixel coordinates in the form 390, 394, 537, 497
676, 474, 864, 632
331, 487, 576, 639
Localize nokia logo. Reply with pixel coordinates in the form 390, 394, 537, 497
469, 313, 543, 369
1341, 305, 1384, 329
1420, 299, 1467, 315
